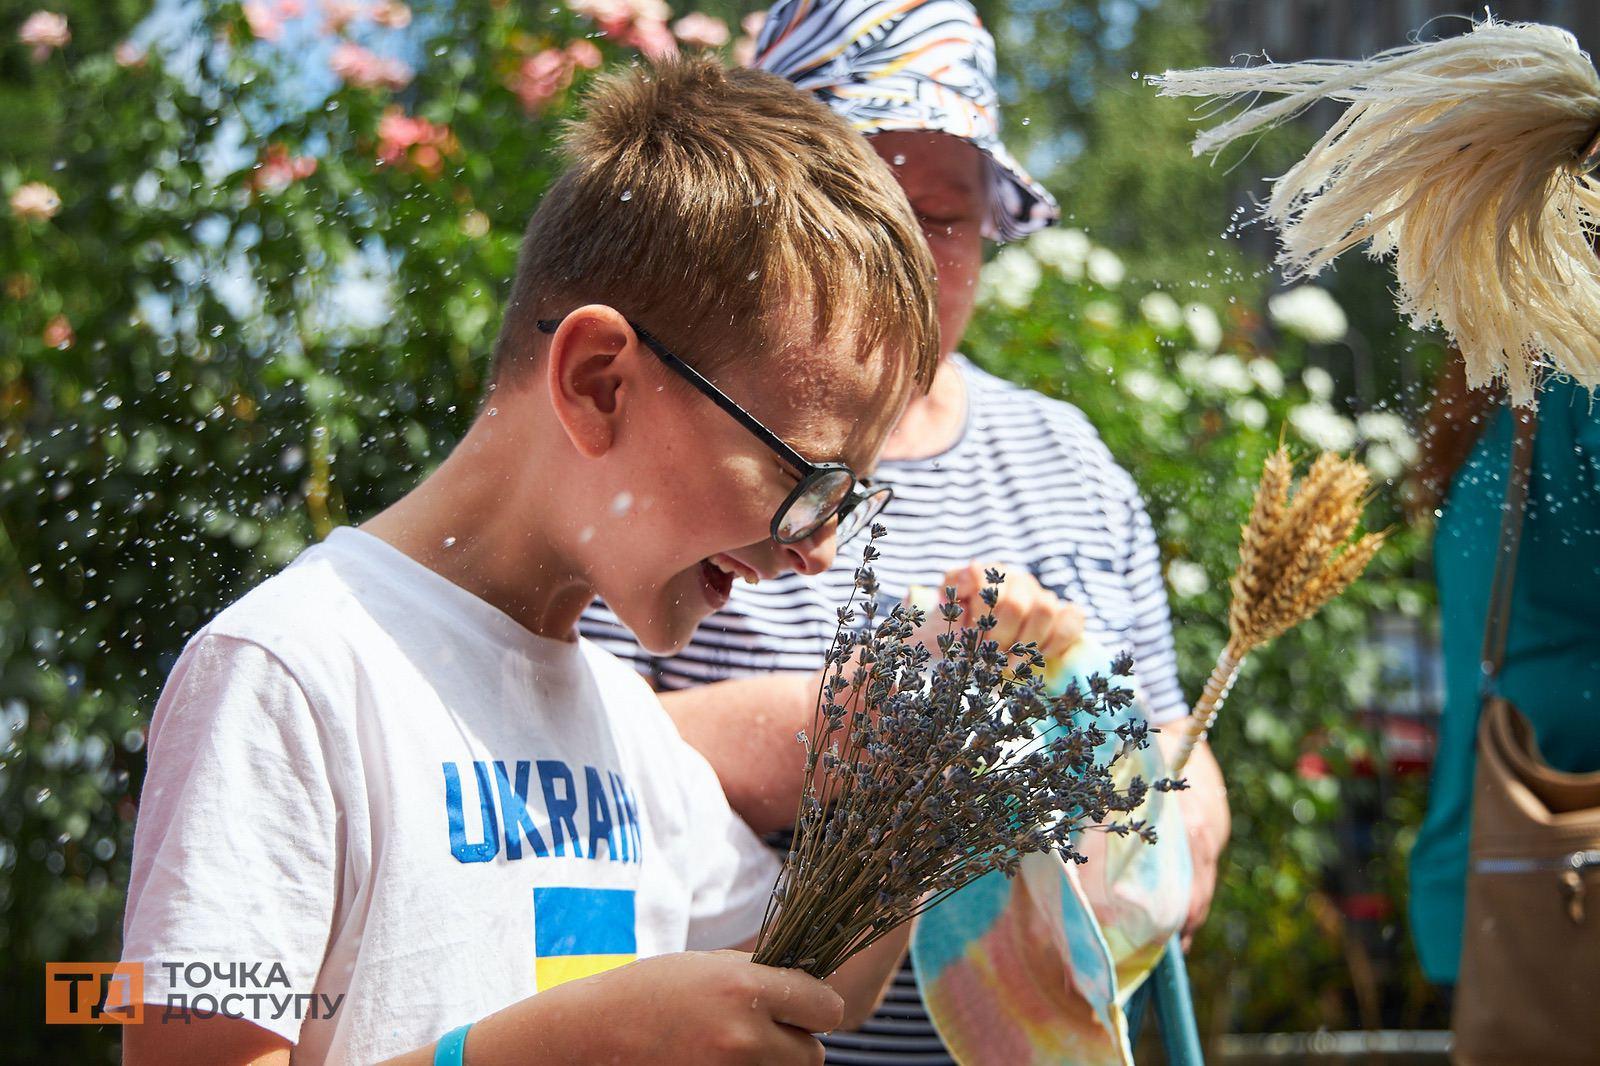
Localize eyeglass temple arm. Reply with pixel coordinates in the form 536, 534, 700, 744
536, 318, 816, 475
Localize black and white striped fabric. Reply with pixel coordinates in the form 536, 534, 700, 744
579, 355, 1186, 1061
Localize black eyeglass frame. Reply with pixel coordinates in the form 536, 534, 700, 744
535, 316, 891, 545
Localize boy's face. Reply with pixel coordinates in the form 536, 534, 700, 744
575, 314, 913, 655
872, 131, 987, 359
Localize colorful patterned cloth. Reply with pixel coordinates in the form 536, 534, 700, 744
753, 0, 1060, 241
911, 636, 1192, 1065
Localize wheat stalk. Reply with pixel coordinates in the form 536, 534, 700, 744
1172, 446, 1385, 774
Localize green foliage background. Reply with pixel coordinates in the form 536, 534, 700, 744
3, 0, 1445, 1059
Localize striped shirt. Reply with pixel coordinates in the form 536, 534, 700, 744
579, 354, 1187, 1060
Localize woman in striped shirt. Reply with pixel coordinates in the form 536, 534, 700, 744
580, 1, 1231, 1059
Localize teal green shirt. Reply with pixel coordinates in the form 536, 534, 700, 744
1409, 380, 1600, 983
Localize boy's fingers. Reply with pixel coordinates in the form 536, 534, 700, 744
758, 970, 845, 1034
771, 1024, 828, 1065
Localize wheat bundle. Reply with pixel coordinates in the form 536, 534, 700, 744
1172, 448, 1385, 774
1149, 17, 1600, 408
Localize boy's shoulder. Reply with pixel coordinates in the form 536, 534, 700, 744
200, 534, 367, 659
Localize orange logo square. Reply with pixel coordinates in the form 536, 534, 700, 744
45, 963, 143, 1024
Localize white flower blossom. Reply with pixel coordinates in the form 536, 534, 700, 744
978, 246, 1041, 309
1358, 411, 1417, 462
1121, 369, 1162, 402
1247, 358, 1284, 397
1086, 246, 1125, 288
1158, 381, 1188, 412
1083, 299, 1121, 329
1268, 285, 1348, 344
1167, 559, 1209, 599
1029, 227, 1090, 279
1365, 442, 1404, 480
1289, 401, 1358, 451
1183, 303, 1223, 352
1302, 366, 1335, 400
1204, 353, 1252, 393
1229, 397, 1269, 430
1138, 292, 1182, 331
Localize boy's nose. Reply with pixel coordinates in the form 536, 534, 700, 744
783, 523, 838, 576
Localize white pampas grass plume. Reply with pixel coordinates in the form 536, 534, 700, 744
1149, 17, 1600, 408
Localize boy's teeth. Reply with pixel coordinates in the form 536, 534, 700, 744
708, 555, 758, 585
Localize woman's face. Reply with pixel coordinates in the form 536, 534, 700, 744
871, 131, 987, 359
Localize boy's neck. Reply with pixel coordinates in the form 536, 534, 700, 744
360, 410, 594, 642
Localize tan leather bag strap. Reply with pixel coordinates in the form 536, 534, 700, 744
1480, 404, 1540, 698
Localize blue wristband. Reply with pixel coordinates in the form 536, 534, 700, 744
433, 1022, 473, 1066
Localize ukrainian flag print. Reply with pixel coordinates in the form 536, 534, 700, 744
533, 886, 638, 991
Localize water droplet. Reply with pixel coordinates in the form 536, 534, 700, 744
487, 407, 498, 416
442, 536, 457, 549
611, 491, 634, 516
620, 189, 633, 202
746, 270, 758, 281
892, 154, 906, 166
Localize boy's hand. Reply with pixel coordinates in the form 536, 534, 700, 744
940, 562, 1085, 661
456, 950, 843, 1066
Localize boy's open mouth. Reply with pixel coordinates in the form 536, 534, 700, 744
698, 557, 736, 608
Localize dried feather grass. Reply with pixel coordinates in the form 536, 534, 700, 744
1149, 17, 1600, 407
1173, 447, 1385, 773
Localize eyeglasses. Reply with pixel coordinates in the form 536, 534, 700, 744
536, 316, 892, 546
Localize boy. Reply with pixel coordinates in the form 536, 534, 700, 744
120, 55, 938, 1065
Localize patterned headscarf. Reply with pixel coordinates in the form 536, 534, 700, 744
754, 0, 1060, 241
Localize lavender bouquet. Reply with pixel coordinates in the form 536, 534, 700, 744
751, 526, 1178, 979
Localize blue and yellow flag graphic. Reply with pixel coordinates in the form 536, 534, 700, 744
533, 886, 637, 991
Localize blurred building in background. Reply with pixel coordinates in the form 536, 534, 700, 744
1210, 0, 1600, 60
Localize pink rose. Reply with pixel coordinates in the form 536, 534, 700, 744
509, 49, 574, 114
113, 41, 146, 68
376, 106, 455, 176
672, 13, 728, 49
566, 38, 602, 70
242, 1, 282, 41
43, 315, 74, 350
624, 17, 676, 59
10, 181, 61, 221
369, 1, 411, 29
569, 0, 668, 41
322, 0, 361, 34
18, 10, 69, 60
330, 40, 412, 90
251, 143, 318, 194
732, 10, 765, 66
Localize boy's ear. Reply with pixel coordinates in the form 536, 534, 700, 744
545, 306, 635, 458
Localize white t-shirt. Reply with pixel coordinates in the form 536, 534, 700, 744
121, 527, 779, 1064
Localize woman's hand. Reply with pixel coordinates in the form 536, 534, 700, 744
938, 561, 1086, 662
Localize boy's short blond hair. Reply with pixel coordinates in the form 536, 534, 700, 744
493, 55, 939, 390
